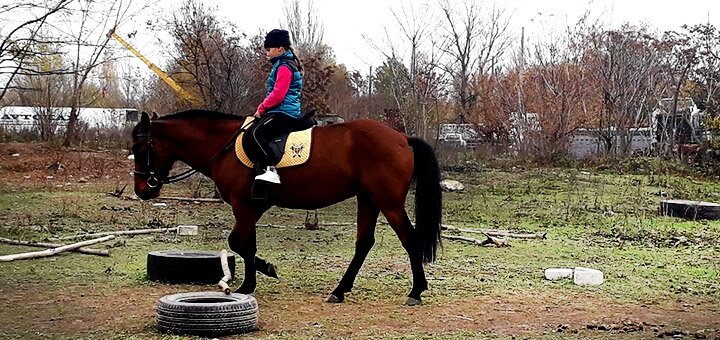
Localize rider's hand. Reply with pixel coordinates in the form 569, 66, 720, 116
253, 110, 261, 118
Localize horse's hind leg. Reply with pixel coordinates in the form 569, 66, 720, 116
326, 194, 379, 303
255, 256, 278, 278
382, 207, 428, 306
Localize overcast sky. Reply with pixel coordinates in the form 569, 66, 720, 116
113, 0, 720, 74
3, 0, 720, 84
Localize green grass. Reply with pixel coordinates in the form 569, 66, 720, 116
0, 167, 718, 338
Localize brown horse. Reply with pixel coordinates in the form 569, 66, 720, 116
131, 110, 442, 305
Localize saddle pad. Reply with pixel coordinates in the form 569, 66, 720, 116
235, 117, 314, 168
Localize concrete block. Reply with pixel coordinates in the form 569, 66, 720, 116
544, 268, 574, 280
177, 225, 198, 236
440, 180, 465, 192
573, 267, 604, 286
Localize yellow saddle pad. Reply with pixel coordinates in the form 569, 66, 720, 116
234, 117, 314, 168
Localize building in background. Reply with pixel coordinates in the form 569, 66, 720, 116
0, 106, 139, 131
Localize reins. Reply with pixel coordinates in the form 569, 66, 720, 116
133, 117, 255, 188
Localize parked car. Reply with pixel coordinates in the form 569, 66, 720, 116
441, 133, 467, 147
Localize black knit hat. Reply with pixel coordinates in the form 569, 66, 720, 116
264, 29, 291, 48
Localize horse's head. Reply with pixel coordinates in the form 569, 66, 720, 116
131, 111, 174, 200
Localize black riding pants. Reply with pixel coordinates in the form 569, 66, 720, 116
249, 111, 296, 169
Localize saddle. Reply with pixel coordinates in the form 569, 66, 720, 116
235, 110, 317, 169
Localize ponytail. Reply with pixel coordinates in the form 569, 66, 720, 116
286, 46, 303, 73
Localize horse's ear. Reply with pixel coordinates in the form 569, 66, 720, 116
140, 111, 150, 127
151, 112, 159, 120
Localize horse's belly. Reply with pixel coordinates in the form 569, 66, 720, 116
271, 184, 357, 210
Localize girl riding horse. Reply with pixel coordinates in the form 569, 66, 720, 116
131, 110, 442, 305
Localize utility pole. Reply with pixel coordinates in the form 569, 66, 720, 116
365, 66, 373, 120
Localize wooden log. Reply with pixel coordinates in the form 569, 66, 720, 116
0, 235, 115, 262
49, 227, 178, 242
321, 222, 357, 227
157, 196, 224, 203
0, 237, 109, 256
442, 224, 545, 239
442, 234, 510, 247
218, 249, 232, 294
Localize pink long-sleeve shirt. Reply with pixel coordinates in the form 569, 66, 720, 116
257, 65, 292, 116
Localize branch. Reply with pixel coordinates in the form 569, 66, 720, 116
48, 227, 178, 242
0, 237, 109, 256
443, 234, 510, 247
442, 224, 546, 239
0, 235, 115, 262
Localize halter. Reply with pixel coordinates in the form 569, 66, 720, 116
132, 118, 253, 188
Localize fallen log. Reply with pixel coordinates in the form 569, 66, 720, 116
0, 235, 115, 262
49, 227, 178, 242
442, 224, 546, 239
442, 234, 510, 247
0, 237, 109, 256
320, 222, 356, 227
157, 196, 224, 203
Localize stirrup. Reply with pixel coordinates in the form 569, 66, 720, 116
255, 166, 280, 184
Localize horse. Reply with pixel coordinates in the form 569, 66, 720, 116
131, 110, 442, 305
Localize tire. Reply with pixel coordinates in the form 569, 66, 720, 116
660, 200, 720, 220
147, 250, 236, 284
156, 292, 258, 336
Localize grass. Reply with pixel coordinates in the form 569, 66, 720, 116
0, 166, 718, 338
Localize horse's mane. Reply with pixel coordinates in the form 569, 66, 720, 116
160, 109, 244, 121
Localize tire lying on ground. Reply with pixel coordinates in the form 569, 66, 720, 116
147, 250, 235, 284
660, 200, 720, 220
156, 292, 258, 336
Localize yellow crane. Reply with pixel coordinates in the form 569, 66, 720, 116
107, 29, 201, 106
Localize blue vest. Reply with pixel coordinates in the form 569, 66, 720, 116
266, 51, 303, 119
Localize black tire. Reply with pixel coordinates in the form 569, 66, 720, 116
660, 200, 720, 220
156, 292, 258, 336
147, 250, 236, 284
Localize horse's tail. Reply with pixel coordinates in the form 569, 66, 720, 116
407, 137, 442, 264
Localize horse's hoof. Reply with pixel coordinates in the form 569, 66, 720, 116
405, 297, 422, 306
234, 287, 255, 295
266, 263, 279, 279
325, 294, 343, 303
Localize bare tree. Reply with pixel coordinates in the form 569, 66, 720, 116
281, 0, 341, 117
391, 2, 444, 138
438, 0, 512, 119
586, 25, 663, 156
61, 0, 137, 146
12, 40, 70, 140
655, 29, 699, 153
282, 0, 324, 54
688, 24, 720, 115
166, 0, 265, 113
365, 1, 444, 137
0, 0, 73, 104
523, 15, 599, 160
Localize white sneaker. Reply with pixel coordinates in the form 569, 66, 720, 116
255, 166, 280, 184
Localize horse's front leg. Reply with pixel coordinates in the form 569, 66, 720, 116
227, 203, 265, 294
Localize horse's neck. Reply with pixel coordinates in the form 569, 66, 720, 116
159, 118, 240, 174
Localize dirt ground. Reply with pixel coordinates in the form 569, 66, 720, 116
0, 142, 130, 188
1, 283, 718, 339
1, 142, 719, 339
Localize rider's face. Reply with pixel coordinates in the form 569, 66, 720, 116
266, 47, 285, 60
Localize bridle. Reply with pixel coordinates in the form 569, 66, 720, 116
132, 118, 253, 188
